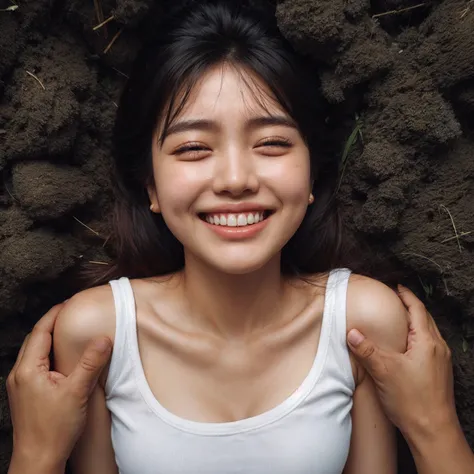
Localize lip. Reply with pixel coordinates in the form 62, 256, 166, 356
198, 203, 273, 214
201, 212, 271, 240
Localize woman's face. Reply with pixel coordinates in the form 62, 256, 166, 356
148, 64, 311, 275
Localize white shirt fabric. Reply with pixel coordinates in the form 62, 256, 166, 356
106, 268, 355, 474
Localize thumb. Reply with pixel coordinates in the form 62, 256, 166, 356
69, 337, 112, 397
347, 329, 386, 377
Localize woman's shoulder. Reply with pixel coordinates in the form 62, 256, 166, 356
346, 273, 408, 353
53, 273, 182, 349
53, 283, 116, 355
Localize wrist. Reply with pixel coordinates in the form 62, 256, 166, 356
404, 411, 464, 455
10, 446, 66, 474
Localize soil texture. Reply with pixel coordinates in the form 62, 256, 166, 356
1, 1, 474, 472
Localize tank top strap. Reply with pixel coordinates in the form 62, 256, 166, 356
106, 277, 137, 395
323, 268, 355, 390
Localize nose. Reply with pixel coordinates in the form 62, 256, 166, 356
212, 147, 259, 196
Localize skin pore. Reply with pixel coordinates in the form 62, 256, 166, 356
53, 60, 407, 474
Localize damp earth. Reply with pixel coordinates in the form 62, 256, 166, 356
1, 1, 474, 472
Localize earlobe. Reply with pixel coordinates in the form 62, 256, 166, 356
147, 185, 160, 213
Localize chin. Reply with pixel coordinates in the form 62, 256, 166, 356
202, 251, 278, 276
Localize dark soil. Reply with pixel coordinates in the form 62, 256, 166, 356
1, 1, 474, 472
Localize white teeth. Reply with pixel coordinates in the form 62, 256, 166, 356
237, 214, 247, 226
227, 214, 237, 227
204, 211, 269, 227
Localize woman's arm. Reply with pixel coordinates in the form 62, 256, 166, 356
7, 302, 112, 474
344, 371, 397, 474
53, 287, 118, 474
347, 286, 474, 474
344, 275, 409, 474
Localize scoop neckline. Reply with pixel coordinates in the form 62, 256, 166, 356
123, 271, 337, 436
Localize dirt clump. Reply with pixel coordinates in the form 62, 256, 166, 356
12, 161, 98, 220
0, 1, 474, 473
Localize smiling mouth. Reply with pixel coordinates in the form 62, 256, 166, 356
198, 210, 273, 227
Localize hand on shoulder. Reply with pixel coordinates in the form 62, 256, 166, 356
347, 275, 408, 356
53, 285, 116, 379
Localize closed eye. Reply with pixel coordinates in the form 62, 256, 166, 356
256, 137, 293, 156
173, 142, 210, 160
257, 138, 292, 148
174, 143, 209, 154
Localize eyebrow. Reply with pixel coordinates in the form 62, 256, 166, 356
162, 115, 298, 140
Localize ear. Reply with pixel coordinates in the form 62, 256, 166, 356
146, 182, 160, 213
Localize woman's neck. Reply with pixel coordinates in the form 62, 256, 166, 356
181, 254, 290, 339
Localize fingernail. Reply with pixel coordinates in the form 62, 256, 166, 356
94, 338, 111, 353
348, 329, 365, 346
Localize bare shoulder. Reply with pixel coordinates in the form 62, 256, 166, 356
53, 284, 116, 374
346, 274, 408, 353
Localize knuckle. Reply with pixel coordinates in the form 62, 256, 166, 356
31, 323, 43, 334
79, 357, 97, 373
360, 344, 376, 359
422, 336, 437, 352
14, 368, 32, 385
428, 340, 438, 354
6, 373, 14, 390
445, 345, 452, 360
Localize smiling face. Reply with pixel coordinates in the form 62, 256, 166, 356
147, 64, 312, 275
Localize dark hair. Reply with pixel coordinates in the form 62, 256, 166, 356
87, 0, 361, 286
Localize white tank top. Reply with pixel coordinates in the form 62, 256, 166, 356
106, 268, 355, 474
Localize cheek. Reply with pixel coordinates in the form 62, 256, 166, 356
263, 157, 311, 204
154, 163, 207, 215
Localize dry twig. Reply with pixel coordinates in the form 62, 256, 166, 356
112, 67, 129, 79
441, 231, 473, 243
104, 28, 124, 54
93, 15, 115, 31
401, 252, 444, 271
93, 0, 108, 38
461, 0, 474, 18
401, 251, 450, 294
93, 0, 104, 24
102, 234, 111, 248
73, 216, 101, 237
372, 3, 427, 19
440, 204, 462, 253
4, 184, 18, 202
25, 70, 45, 90
88, 261, 110, 265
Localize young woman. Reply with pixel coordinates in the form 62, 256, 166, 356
53, 2, 408, 473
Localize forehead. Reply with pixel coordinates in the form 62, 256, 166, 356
172, 63, 286, 121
